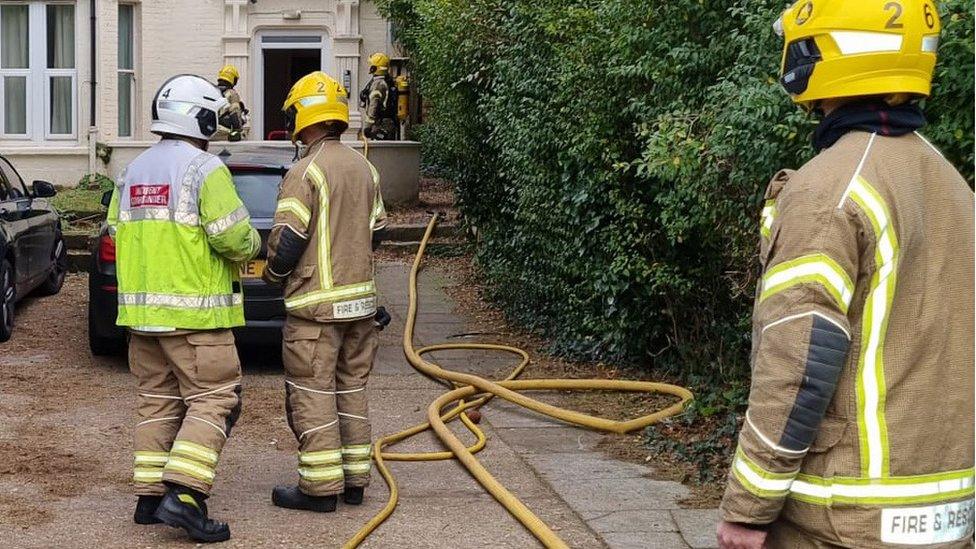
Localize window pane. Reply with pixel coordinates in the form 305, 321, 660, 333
47, 4, 75, 69
118, 5, 134, 70
232, 173, 283, 218
4, 76, 26, 134
1, 5, 29, 69
118, 72, 132, 137
49, 76, 72, 134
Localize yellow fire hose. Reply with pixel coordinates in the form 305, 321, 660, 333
341, 214, 694, 548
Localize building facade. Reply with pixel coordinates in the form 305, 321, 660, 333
0, 0, 401, 186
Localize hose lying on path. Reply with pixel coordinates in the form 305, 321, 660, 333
343, 214, 695, 549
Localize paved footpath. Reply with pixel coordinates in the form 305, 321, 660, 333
377, 262, 719, 549
0, 263, 718, 548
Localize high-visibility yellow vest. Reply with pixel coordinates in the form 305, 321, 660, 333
107, 139, 260, 329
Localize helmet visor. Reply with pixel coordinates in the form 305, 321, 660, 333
772, 14, 785, 38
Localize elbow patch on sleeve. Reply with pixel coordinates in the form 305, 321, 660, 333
779, 315, 850, 452
268, 226, 308, 277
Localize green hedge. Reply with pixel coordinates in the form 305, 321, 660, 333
382, 0, 975, 379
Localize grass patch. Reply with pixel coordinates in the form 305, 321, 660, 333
52, 187, 105, 215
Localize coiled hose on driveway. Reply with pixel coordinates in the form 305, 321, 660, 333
343, 214, 694, 548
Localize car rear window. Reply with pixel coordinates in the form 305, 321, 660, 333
232, 172, 281, 218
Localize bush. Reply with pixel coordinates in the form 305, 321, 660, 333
381, 0, 974, 383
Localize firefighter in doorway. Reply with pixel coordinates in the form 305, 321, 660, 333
214, 64, 249, 141
360, 52, 399, 140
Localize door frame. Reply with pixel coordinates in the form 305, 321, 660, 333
250, 29, 333, 141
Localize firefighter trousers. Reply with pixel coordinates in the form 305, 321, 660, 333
129, 329, 242, 497
282, 316, 378, 497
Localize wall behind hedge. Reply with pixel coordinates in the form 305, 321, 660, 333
380, 0, 975, 379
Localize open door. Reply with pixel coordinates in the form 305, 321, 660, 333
262, 49, 322, 140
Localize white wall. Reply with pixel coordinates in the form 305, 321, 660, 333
0, 0, 400, 188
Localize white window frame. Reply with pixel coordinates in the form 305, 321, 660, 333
0, 2, 33, 140
117, 3, 136, 138
42, 1, 78, 140
0, 1, 77, 142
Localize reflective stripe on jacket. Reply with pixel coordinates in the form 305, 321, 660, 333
268, 137, 386, 322
108, 139, 260, 329
721, 131, 975, 546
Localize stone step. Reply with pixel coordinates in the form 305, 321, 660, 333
384, 223, 459, 242
67, 250, 91, 273
64, 233, 94, 251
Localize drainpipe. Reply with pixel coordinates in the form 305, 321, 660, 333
88, 0, 98, 179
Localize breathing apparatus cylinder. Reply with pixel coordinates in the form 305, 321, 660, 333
396, 76, 409, 123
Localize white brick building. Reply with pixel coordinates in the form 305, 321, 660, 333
0, 0, 402, 186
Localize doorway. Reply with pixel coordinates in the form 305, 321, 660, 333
250, 32, 331, 140
263, 49, 321, 138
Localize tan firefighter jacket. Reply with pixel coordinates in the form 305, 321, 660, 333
266, 137, 386, 322
721, 131, 975, 547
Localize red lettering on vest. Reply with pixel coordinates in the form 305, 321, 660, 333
130, 184, 171, 208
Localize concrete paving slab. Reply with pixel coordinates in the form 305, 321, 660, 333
523, 452, 651, 480
672, 508, 720, 549
542, 476, 690, 513
603, 532, 690, 549
491, 426, 603, 454
586, 509, 678, 533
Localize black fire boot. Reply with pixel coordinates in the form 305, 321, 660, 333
271, 486, 337, 513
343, 487, 365, 505
134, 495, 163, 525
153, 484, 230, 543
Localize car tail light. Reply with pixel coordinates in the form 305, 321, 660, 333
99, 234, 116, 263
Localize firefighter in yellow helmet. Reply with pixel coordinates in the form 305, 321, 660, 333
360, 52, 398, 140
717, 2, 973, 548
264, 71, 389, 512
214, 64, 248, 141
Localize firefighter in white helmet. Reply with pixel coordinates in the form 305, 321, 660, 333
107, 74, 260, 543
717, 2, 974, 548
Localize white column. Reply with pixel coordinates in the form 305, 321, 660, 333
222, 0, 250, 89
335, 0, 362, 131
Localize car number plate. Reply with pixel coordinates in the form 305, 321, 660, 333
240, 260, 266, 279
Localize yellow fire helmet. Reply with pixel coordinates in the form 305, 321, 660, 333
369, 52, 391, 74
774, 0, 941, 107
218, 64, 240, 86
282, 71, 350, 142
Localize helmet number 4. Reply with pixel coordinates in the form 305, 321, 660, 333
884, 2, 904, 29
161, 88, 171, 99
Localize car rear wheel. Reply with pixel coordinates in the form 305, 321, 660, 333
0, 260, 15, 342
35, 233, 67, 296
